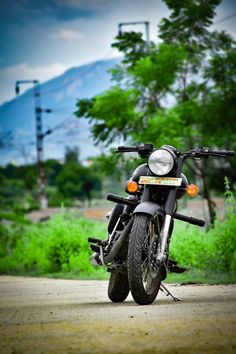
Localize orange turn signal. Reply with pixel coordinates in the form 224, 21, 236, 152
186, 184, 199, 197
126, 180, 139, 193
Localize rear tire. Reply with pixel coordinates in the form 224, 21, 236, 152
128, 214, 163, 305
108, 272, 130, 303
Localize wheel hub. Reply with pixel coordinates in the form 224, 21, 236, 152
149, 238, 160, 278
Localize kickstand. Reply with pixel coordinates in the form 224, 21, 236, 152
160, 282, 181, 302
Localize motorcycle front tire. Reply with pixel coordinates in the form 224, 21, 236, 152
128, 214, 163, 305
108, 271, 129, 302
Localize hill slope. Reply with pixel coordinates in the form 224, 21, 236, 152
0, 58, 120, 165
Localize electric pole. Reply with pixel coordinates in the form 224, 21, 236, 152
15, 80, 52, 210
118, 21, 150, 52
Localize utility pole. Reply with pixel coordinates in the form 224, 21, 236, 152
118, 21, 150, 52
15, 80, 52, 210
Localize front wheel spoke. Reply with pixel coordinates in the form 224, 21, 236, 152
145, 273, 153, 292
141, 257, 149, 282
142, 235, 150, 250
142, 268, 149, 283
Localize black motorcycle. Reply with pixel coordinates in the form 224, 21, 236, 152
89, 144, 235, 305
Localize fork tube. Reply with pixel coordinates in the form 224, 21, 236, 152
141, 185, 150, 202
157, 214, 172, 261
157, 156, 185, 263
165, 156, 185, 216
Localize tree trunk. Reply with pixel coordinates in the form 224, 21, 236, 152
201, 171, 216, 226
191, 159, 216, 227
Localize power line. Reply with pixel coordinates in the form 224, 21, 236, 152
50, 106, 75, 112
0, 48, 116, 115
0, 114, 77, 151
48, 114, 76, 132
214, 12, 236, 25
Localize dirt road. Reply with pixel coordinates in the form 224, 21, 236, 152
0, 276, 235, 354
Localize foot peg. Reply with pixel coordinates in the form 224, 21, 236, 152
169, 264, 186, 273
168, 259, 186, 273
88, 237, 103, 244
88, 235, 107, 267
90, 253, 102, 266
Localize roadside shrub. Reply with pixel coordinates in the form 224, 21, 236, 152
0, 212, 106, 276
1, 191, 235, 279
206, 213, 236, 272
170, 222, 206, 269
170, 193, 236, 274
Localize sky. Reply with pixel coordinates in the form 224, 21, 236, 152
0, 0, 236, 105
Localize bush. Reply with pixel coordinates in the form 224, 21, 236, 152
0, 177, 39, 213
170, 196, 236, 275
206, 213, 236, 273
1, 193, 235, 281
0, 212, 107, 277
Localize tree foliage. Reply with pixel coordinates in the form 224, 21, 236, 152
0, 151, 102, 210
75, 0, 236, 204
76, 0, 236, 152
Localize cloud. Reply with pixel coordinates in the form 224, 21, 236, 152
0, 0, 160, 24
0, 62, 71, 82
50, 28, 85, 41
0, 62, 73, 103
0, 0, 98, 24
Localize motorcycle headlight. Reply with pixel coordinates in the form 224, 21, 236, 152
148, 148, 175, 176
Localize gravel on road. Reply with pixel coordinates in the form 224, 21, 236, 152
0, 276, 236, 354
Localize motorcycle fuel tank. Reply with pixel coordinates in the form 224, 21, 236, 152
131, 164, 149, 182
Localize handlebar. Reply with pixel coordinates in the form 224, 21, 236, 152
192, 148, 235, 158
116, 146, 139, 153
116, 144, 235, 159
208, 150, 234, 157
116, 144, 154, 157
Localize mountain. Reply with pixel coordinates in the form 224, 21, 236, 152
0, 58, 121, 166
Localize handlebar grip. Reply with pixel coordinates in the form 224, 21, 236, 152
107, 193, 139, 207
211, 150, 235, 157
195, 148, 235, 158
188, 216, 206, 227
116, 146, 139, 153
173, 213, 205, 227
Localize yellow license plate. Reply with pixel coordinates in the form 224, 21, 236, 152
139, 176, 182, 186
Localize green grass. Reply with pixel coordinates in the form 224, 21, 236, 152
169, 212, 236, 275
0, 200, 235, 284
166, 269, 236, 285
0, 211, 107, 278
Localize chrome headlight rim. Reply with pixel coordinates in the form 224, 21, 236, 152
148, 148, 176, 176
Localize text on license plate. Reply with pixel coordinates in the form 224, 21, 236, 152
139, 176, 182, 186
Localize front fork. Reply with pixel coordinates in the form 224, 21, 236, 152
158, 156, 184, 264
141, 156, 184, 265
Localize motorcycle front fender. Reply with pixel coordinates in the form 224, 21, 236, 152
133, 201, 163, 217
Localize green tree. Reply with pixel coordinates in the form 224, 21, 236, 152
77, 43, 187, 146
157, 0, 236, 223
56, 149, 102, 205
56, 162, 86, 200
76, 0, 236, 146
75, 0, 236, 223
65, 146, 80, 163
